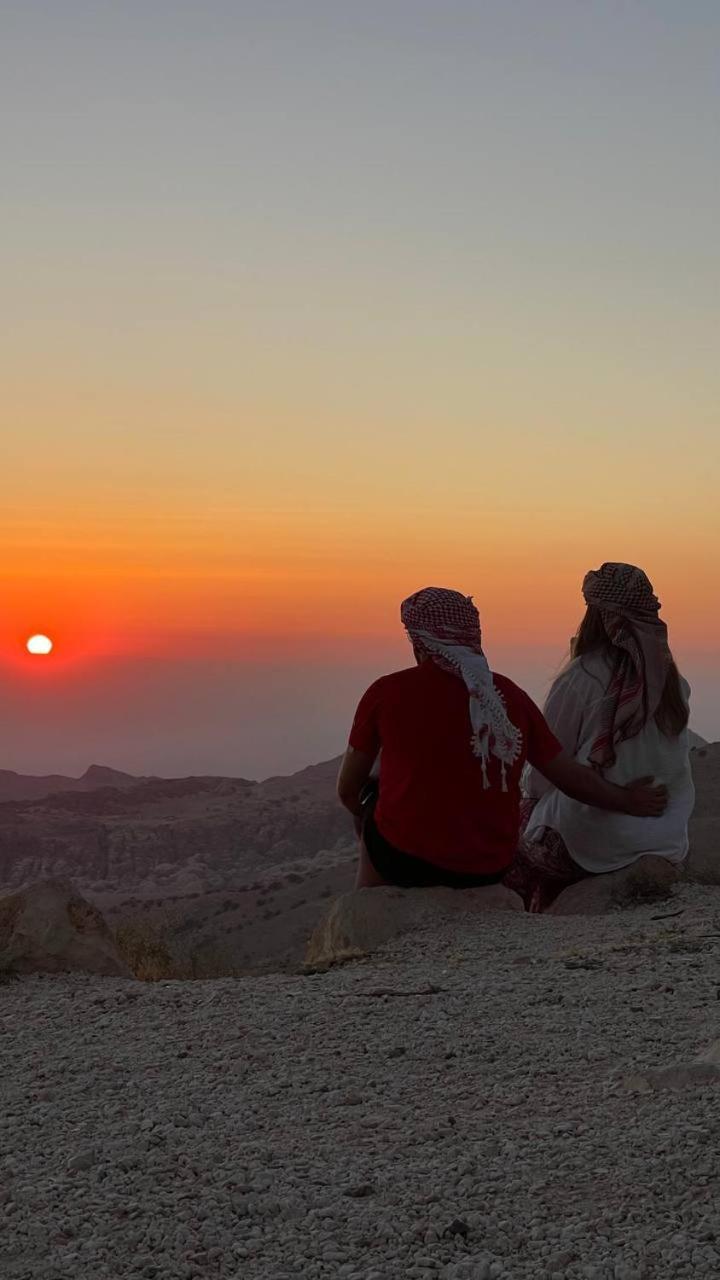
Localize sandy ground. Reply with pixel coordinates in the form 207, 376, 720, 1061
3, 883, 720, 1280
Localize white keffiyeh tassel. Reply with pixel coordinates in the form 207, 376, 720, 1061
412, 632, 523, 791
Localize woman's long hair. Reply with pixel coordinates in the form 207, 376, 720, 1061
571, 605, 689, 737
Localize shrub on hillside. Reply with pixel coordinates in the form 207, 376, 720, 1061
114, 918, 177, 981
114, 914, 242, 981
0, 960, 19, 984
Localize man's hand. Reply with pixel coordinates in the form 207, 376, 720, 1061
539, 752, 669, 817
623, 776, 669, 817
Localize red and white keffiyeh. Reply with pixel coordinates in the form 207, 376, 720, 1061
582, 562, 672, 771
400, 586, 522, 790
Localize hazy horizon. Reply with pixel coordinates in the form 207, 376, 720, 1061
2, 642, 717, 781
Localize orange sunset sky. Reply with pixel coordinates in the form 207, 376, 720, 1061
2, 2, 718, 775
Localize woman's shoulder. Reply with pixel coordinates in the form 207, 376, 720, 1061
558, 653, 612, 689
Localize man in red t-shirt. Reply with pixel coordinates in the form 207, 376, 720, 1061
337, 587, 667, 898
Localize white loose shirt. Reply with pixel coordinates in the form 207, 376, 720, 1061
524, 653, 694, 872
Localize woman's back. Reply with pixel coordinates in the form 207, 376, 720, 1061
525, 652, 694, 872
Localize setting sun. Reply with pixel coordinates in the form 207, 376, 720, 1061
26, 634, 53, 656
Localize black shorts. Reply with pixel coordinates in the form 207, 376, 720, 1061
362, 800, 509, 890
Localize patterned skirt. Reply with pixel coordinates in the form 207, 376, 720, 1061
503, 798, 588, 913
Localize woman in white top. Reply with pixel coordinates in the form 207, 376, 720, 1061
507, 562, 694, 911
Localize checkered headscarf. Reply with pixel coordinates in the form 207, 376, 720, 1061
582, 562, 672, 771
400, 587, 522, 790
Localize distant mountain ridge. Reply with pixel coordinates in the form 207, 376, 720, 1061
0, 756, 351, 901
0, 764, 148, 804
0, 740, 716, 901
2, 722, 712, 805
0, 757, 346, 805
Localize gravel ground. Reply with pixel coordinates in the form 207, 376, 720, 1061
2, 883, 720, 1280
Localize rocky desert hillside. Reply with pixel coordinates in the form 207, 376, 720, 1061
0, 757, 351, 898
0, 757, 357, 975
0, 745, 717, 977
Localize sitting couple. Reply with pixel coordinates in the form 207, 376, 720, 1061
337, 565, 694, 912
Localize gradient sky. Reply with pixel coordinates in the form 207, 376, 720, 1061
2, 1, 718, 776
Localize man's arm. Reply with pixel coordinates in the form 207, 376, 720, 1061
337, 748, 376, 818
540, 751, 668, 817
525, 669, 584, 801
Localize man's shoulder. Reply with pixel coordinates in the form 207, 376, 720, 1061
491, 671, 531, 702
360, 666, 419, 698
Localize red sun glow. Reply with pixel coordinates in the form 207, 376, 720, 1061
26, 634, 54, 656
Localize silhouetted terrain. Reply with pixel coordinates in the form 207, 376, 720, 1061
0, 743, 716, 976
0, 757, 349, 895
0, 764, 147, 803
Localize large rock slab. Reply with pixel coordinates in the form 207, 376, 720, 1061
547, 855, 680, 916
305, 884, 522, 970
0, 879, 132, 977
